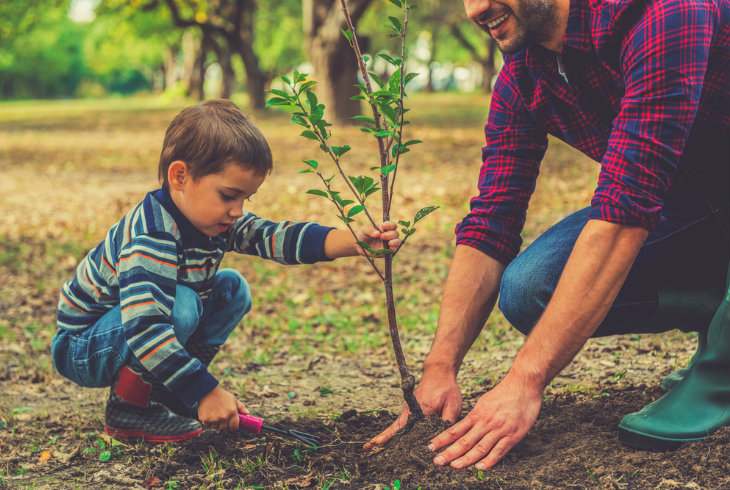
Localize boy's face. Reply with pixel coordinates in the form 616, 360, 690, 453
169, 160, 266, 237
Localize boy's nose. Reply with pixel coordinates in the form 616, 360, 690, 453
229, 206, 243, 219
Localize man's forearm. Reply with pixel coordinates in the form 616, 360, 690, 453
510, 220, 648, 388
424, 245, 505, 373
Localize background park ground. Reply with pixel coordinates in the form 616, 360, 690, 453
1, 94, 729, 489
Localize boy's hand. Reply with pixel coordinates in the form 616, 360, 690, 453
198, 386, 248, 432
355, 222, 401, 257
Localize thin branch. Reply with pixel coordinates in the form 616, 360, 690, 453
387, 1, 409, 215
339, 0, 392, 219
315, 173, 385, 281
290, 87, 380, 231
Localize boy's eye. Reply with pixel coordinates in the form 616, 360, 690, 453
219, 192, 237, 202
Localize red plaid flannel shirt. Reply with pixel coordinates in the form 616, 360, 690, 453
456, 0, 730, 265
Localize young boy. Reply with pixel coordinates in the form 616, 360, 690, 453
51, 99, 400, 442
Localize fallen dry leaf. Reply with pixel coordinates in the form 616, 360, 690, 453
38, 450, 51, 464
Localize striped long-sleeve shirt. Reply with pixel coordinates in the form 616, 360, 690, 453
57, 187, 333, 408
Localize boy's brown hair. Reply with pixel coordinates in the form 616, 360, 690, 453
158, 99, 273, 187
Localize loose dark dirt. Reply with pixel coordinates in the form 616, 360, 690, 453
14, 386, 722, 489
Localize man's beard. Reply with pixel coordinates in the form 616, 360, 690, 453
495, 0, 558, 54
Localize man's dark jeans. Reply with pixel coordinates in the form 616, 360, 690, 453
498, 206, 730, 337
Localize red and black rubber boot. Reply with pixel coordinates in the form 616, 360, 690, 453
104, 366, 203, 443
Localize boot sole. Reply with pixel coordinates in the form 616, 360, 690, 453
618, 425, 706, 451
105, 425, 203, 443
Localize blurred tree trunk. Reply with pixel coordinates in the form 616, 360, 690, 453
163, 0, 270, 109
303, 0, 372, 123
450, 23, 497, 93
209, 36, 236, 98
182, 30, 207, 100
425, 30, 438, 93
162, 45, 180, 91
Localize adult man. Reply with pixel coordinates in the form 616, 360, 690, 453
367, 0, 730, 471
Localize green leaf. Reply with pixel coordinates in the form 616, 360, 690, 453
331, 145, 351, 157
338, 215, 355, 225
347, 205, 365, 218
301, 130, 319, 141
389, 0, 402, 7
306, 91, 318, 111
98, 450, 111, 463
405, 72, 419, 85
388, 16, 402, 33
300, 80, 317, 91
398, 220, 410, 227
357, 240, 375, 254
388, 70, 402, 94
291, 114, 308, 127
404, 139, 422, 146
341, 28, 353, 42
265, 97, 290, 107
298, 169, 313, 174
303, 159, 318, 169
377, 52, 402, 66
352, 115, 376, 125
374, 130, 394, 138
414, 205, 439, 223
306, 189, 328, 198
270, 88, 290, 98
381, 164, 397, 176
379, 104, 398, 126
363, 54, 371, 64
281, 75, 291, 85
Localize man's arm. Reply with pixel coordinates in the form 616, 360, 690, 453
423, 245, 504, 374
511, 221, 647, 386
429, 220, 646, 470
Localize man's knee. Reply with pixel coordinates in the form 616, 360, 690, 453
172, 285, 203, 343
498, 257, 552, 336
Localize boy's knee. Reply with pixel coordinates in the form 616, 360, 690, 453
217, 269, 252, 316
173, 285, 203, 342
499, 256, 552, 336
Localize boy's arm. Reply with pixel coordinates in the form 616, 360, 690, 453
118, 233, 218, 409
227, 212, 334, 264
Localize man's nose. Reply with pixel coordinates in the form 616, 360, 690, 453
464, 0, 492, 22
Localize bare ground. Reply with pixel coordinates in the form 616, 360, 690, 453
0, 94, 722, 489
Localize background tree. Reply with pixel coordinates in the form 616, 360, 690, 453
303, 0, 372, 123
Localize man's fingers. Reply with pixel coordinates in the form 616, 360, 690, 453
432, 425, 485, 466
476, 436, 515, 470
364, 411, 409, 449
442, 398, 461, 423
429, 417, 473, 452
450, 430, 502, 469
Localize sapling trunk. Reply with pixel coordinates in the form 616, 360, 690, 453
267, 0, 434, 427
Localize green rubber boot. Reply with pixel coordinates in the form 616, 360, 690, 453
619, 265, 730, 450
654, 290, 716, 391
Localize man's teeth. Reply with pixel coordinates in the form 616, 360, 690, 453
488, 13, 509, 29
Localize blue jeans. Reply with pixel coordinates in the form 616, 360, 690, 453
51, 269, 252, 388
499, 207, 730, 337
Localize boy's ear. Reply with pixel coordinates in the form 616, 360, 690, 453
168, 161, 189, 190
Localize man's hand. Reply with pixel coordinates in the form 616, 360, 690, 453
355, 222, 401, 257
364, 364, 463, 449
429, 372, 542, 470
198, 386, 248, 432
